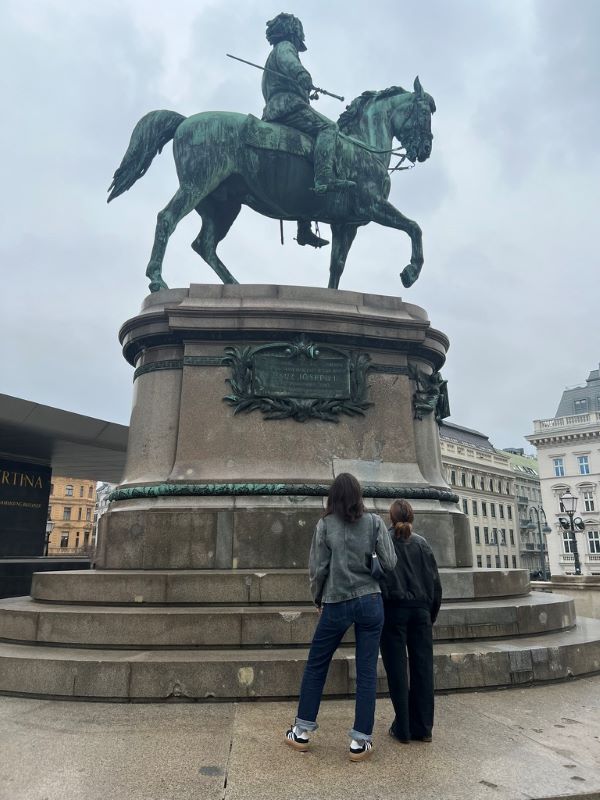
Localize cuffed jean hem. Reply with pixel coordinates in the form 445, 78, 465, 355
348, 728, 372, 743
295, 717, 318, 734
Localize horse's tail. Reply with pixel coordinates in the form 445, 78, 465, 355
107, 110, 186, 202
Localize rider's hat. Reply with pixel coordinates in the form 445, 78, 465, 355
266, 13, 307, 51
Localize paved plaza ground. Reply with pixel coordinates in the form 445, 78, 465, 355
1, 676, 600, 800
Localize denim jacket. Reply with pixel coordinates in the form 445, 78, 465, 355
309, 512, 397, 606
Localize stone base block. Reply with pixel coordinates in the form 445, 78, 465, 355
96, 502, 471, 571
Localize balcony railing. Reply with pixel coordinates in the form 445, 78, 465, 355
47, 546, 94, 557
587, 553, 600, 562
533, 411, 600, 433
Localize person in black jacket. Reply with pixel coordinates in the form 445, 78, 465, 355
380, 498, 442, 743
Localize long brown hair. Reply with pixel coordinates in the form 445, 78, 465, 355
324, 473, 364, 523
390, 499, 414, 540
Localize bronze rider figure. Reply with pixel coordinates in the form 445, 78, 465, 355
262, 13, 356, 249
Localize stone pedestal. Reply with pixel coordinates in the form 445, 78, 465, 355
2, 285, 600, 700
97, 285, 469, 571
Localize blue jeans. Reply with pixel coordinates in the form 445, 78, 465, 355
295, 593, 384, 742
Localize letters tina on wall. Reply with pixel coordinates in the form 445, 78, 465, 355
223, 339, 372, 422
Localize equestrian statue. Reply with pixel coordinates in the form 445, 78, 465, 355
108, 13, 436, 293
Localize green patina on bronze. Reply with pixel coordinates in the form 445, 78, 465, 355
409, 364, 450, 422
223, 338, 371, 422
108, 483, 459, 503
107, 13, 435, 294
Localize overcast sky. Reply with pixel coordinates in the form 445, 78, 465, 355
1, 0, 598, 452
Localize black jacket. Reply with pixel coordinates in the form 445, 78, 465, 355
379, 530, 442, 623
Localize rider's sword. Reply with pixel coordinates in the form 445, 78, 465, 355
226, 53, 344, 102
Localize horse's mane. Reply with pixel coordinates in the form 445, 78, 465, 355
338, 86, 408, 132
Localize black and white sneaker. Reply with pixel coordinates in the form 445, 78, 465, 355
284, 727, 309, 752
349, 740, 373, 762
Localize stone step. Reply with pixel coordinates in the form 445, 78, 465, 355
31, 567, 530, 605
0, 593, 575, 648
0, 617, 599, 700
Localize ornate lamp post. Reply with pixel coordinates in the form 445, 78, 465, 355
44, 520, 54, 557
559, 490, 584, 576
528, 506, 552, 579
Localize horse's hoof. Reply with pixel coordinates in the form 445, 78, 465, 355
400, 264, 420, 288
148, 279, 169, 293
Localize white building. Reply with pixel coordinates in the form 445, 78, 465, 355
93, 482, 115, 546
503, 449, 549, 578
526, 364, 600, 577
439, 423, 521, 571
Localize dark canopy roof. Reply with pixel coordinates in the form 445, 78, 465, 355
0, 394, 127, 483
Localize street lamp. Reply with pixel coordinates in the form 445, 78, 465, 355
559, 490, 584, 576
44, 520, 54, 557
528, 506, 552, 580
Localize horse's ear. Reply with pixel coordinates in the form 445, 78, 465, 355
414, 76, 424, 97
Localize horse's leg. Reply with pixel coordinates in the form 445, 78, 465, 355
191, 198, 242, 284
370, 199, 423, 288
146, 185, 206, 292
328, 223, 358, 289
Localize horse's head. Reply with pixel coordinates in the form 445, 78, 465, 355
391, 77, 436, 164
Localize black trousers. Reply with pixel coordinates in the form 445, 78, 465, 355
380, 605, 434, 740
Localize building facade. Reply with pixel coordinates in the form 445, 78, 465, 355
503, 449, 548, 578
439, 423, 521, 571
47, 476, 96, 555
527, 364, 600, 577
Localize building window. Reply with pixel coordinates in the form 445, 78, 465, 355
504, 555, 509, 568
509, 529, 515, 546
574, 398, 588, 413
507, 506, 513, 521
75, 533, 80, 547
489, 479, 494, 492
480, 477, 485, 490
563, 532, 575, 554
88, 486, 93, 498
553, 458, 565, 478
450, 470, 456, 485
476, 555, 482, 568
78, 507, 82, 520
60, 534, 69, 548
495, 555, 501, 568
475, 526, 480, 545
584, 491, 595, 512
512, 555, 517, 568
499, 505, 504, 519
461, 473, 466, 487
79, 485, 84, 497
86, 508, 91, 521
84, 532, 90, 546
486, 555, 492, 568
501, 529, 506, 545
472, 500, 478, 515
471, 476, 476, 489
50, 483, 54, 495
65, 484, 73, 497
492, 527, 498, 544
578, 455, 590, 475
63, 507, 71, 521
462, 498, 468, 514
482, 502, 488, 517
588, 531, 600, 554
47, 506, 52, 520
484, 527, 489, 545
491, 503, 496, 519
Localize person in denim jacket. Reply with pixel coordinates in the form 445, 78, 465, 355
284, 473, 396, 761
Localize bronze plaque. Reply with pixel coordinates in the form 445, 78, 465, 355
253, 353, 351, 399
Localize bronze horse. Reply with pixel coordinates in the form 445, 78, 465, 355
108, 78, 435, 292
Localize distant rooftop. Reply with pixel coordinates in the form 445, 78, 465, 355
503, 448, 539, 478
438, 421, 495, 452
555, 363, 600, 417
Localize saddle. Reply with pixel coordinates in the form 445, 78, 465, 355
242, 114, 314, 161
